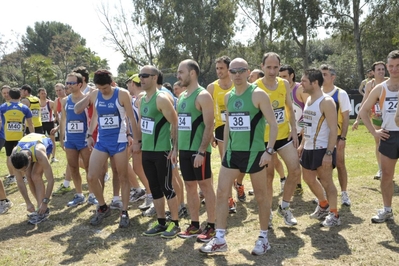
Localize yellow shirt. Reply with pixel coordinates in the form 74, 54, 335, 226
16, 133, 49, 162
212, 80, 234, 129
255, 77, 290, 141
26, 96, 42, 127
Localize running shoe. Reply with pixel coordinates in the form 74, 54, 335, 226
371, 209, 394, 223
178, 224, 202, 239
196, 225, 215, 243
51, 157, 59, 163
119, 212, 130, 228
277, 205, 297, 226
110, 199, 123, 210
234, 181, 246, 202
161, 222, 181, 239
67, 194, 85, 207
28, 208, 50, 225
52, 184, 72, 196
321, 212, 341, 227
0, 200, 13, 214
4, 176, 16, 186
104, 172, 110, 183
310, 205, 330, 220
199, 237, 228, 253
129, 189, 146, 202
87, 194, 99, 205
341, 191, 351, 206
90, 206, 111, 225
251, 236, 271, 256
142, 221, 167, 236
178, 206, 189, 218
142, 203, 156, 217
280, 177, 286, 193
138, 196, 153, 210
374, 170, 382, 180
228, 197, 236, 213
248, 189, 254, 196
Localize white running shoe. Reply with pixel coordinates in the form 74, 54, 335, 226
310, 205, 330, 220
371, 209, 394, 223
341, 191, 351, 206
199, 237, 228, 253
138, 196, 153, 210
321, 212, 341, 227
251, 236, 271, 255
110, 199, 123, 210
277, 205, 297, 226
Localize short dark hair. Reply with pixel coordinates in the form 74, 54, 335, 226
72, 66, 90, 83
9, 88, 21, 99
279, 65, 296, 82
215, 56, 231, 68
37, 88, 46, 94
184, 59, 200, 76
304, 68, 324, 87
163, 82, 173, 93
387, 50, 399, 61
262, 52, 281, 65
371, 61, 386, 71
67, 72, 84, 84
11, 152, 30, 170
93, 69, 113, 85
20, 84, 32, 94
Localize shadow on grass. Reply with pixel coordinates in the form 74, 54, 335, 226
379, 221, 399, 252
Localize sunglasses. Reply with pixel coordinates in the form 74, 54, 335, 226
138, 73, 156, 79
66, 82, 78, 85
229, 68, 248, 74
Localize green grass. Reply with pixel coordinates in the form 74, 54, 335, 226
0, 123, 399, 265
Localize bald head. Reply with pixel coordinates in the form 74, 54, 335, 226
230, 58, 249, 70
141, 65, 159, 76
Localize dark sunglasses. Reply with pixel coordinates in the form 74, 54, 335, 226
229, 68, 248, 74
66, 82, 78, 85
138, 73, 156, 79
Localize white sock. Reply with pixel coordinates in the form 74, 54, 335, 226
63, 180, 70, 187
215, 229, 226, 239
259, 230, 268, 239
384, 206, 392, 212
113, 196, 121, 201
77, 193, 84, 197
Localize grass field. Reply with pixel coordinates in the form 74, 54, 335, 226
1, 123, 399, 265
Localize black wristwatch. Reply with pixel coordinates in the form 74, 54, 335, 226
197, 151, 206, 157
126, 133, 133, 138
338, 136, 346, 141
42, 198, 51, 204
86, 134, 93, 139
326, 150, 333, 156
266, 147, 274, 155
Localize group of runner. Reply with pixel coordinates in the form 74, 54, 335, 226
1, 50, 399, 256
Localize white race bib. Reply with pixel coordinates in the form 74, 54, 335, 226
178, 113, 192, 131
99, 115, 119, 129
67, 121, 84, 133
303, 122, 312, 138
274, 107, 285, 124
141, 116, 155, 134
385, 97, 398, 113
7, 122, 22, 132
32, 109, 40, 117
229, 112, 250, 131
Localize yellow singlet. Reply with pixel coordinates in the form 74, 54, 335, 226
212, 80, 234, 129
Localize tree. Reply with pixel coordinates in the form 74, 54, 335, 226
22, 54, 56, 87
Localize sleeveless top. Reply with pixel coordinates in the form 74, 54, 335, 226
140, 91, 172, 151
26, 96, 42, 127
379, 81, 399, 131
40, 100, 54, 123
292, 83, 305, 133
226, 84, 265, 151
177, 87, 211, 152
95, 87, 127, 143
212, 80, 234, 129
65, 95, 89, 143
303, 95, 330, 150
16, 133, 53, 162
255, 77, 290, 141
0, 102, 32, 141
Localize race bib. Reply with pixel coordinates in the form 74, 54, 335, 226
385, 97, 398, 113
303, 122, 312, 137
67, 121, 84, 133
32, 109, 40, 117
99, 115, 119, 129
41, 113, 50, 122
178, 113, 192, 131
141, 116, 155, 134
274, 107, 285, 124
229, 112, 250, 131
7, 122, 22, 132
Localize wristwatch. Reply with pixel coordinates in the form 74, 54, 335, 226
338, 136, 346, 141
86, 134, 93, 139
266, 147, 274, 155
197, 151, 206, 157
42, 198, 51, 204
326, 150, 333, 156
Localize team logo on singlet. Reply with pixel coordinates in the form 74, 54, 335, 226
180, 102, 187, 111
233, 99, 244, 110
108, 103, 114, 108
272, 100, 279, 109
143, 107, 149, 114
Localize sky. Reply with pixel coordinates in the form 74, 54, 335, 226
1, 0, 127, 75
